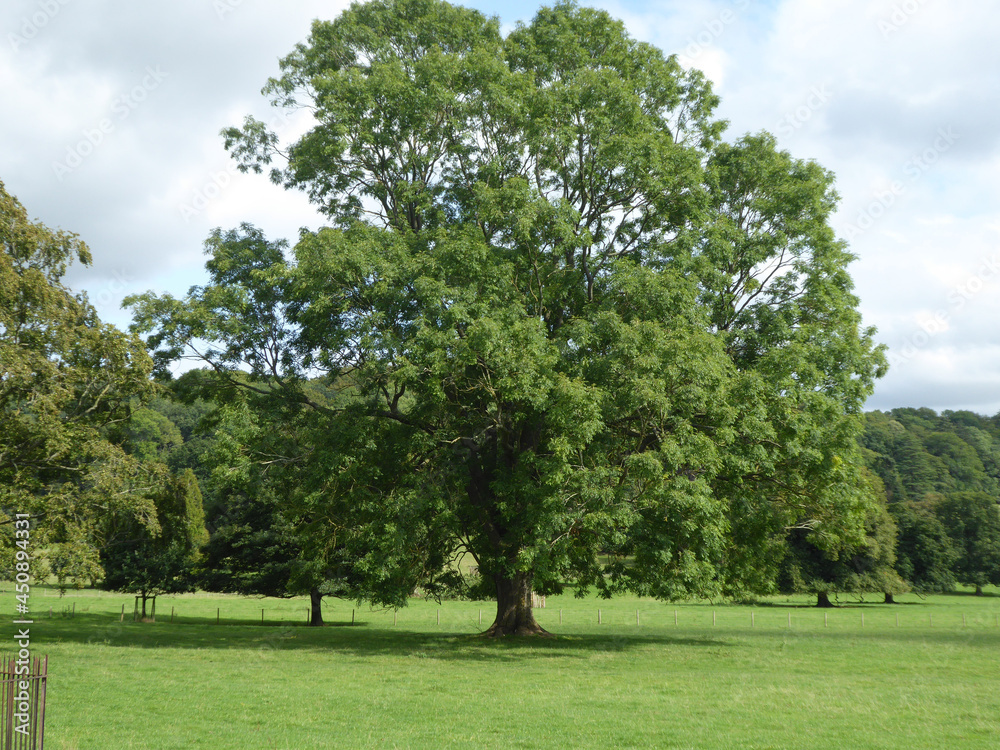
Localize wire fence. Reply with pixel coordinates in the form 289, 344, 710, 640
75, 600, 1000, 633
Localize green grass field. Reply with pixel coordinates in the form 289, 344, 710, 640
3, 585, 999, 749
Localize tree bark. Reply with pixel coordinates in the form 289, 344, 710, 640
484, 572, 549, 637
816, 591, 834, 608
884, 593, 895, 604
308, 587, 324, 626
975, 584, 984, 596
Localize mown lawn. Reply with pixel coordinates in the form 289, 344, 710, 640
3, 586, 999, 749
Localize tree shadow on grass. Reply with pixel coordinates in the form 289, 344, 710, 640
937, 589, 1000, 599
755, 597, 949, 609
28, 612, 734, 661
755, 602, 833, 609
23, 611, 1000, 665
769, 602, 934, 609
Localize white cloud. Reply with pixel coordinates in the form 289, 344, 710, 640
678, 46, 729, 87
2, 0, 999, 414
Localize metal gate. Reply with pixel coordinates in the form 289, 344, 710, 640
1, 656, 47, 749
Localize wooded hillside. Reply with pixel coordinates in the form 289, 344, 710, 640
861, 408, 1000, 594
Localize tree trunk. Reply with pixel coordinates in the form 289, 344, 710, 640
308, 587, 324, 626
884, 592, 895, 604
141, 593, 149, 619
484, 572, 549, 637
816, 591, 834, 608
975, 584, 984, 596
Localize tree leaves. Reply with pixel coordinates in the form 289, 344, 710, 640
1, 180, 157, 586
128, 0, 887, 613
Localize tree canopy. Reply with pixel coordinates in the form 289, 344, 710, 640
1, 179, 157, 585
101, 468, 209, 617
129, 0, 886, 634
194, 385, 448, 626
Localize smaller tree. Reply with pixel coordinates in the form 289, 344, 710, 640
197, 397, 357, 627
101, 469, 208, 618
935, 491, 1000, 595
778, 470, 906, 606
198, 482, 333, 624
889, 499, 958, 593
198, 391, 452, 626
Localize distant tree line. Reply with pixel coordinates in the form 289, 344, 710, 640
860, 408, 1000, 597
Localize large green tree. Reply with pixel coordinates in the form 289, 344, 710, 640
1, 179, 157, 584
129, 0, 884, 635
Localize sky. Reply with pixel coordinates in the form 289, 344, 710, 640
2, 0, 998, 416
